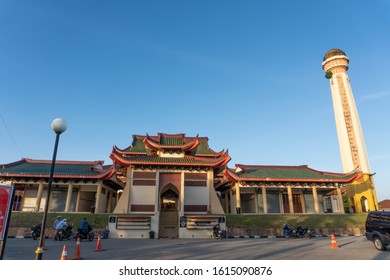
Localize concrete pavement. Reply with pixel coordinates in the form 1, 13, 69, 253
2, 235, 389, 260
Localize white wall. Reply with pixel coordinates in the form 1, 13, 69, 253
184, 187, 208, 205
131, 184, 156, 205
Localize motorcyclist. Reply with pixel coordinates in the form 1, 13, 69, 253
55, 218, 68, 240
213, 223, 222, 239
80, 217, 90, 236
53, 216, 62, 240
283, 221, 290, 232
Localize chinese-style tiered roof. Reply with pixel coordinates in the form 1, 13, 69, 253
0, 158, 116, 181
224, 164, 362, 184
110, 133, 231, 169
143, 133, 199, 152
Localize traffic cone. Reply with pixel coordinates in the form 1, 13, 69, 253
94, 233, 104, 252
72, 237, 84, 260
331, 233, 339, 249
60, 245, 68, 260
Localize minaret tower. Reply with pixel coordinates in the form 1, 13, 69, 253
322, 49, 378, 212
322, 49, 370, 173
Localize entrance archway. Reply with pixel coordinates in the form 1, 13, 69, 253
360, 196, 369, 213
159, 184, 179, 238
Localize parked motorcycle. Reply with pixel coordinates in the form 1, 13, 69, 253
295, 224, 314, 238
283, 222, 296, 238
31, 224, 41, 240
58, 223, 74, 241
212, 223, 222, 239
75, 223, 95, 241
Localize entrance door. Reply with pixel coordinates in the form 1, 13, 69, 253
282, 193, 303, 213
292, 194, 303, 213
159, 187, 179, 238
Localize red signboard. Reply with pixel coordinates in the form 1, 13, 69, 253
0, 185, 14, 241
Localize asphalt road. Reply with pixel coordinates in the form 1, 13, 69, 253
2, 235, 389, 260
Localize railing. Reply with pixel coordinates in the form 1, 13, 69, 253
185, 216, 220, 230
115, 216, 151, 230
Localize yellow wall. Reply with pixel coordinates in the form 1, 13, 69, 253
346, 174, 378, 213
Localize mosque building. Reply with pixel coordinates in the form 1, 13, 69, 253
0, 49, 378, 238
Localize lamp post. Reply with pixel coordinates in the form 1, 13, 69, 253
35, 118, 67, 260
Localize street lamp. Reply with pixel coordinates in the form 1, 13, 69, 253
35, 118, 67, 260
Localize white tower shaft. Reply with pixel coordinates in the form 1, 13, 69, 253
322, 50, 371, 174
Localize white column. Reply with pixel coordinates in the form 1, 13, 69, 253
207, 170, 213, 214
230, 189, 234, 214
35, 181, 44, 212
75, 187, 81, 212
262, 185, 268, 214
180, 171, 185, 215
64, 182, 73, 213
287, 184, 294, 214
224, 192, 229, 213
337, 187, 345, 214
312, 184, 319, 214
95, 180, 103, 213
235, 182, 241, 214
155, 171, 160, 214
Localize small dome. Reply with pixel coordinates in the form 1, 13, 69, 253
323, 49, 346, 61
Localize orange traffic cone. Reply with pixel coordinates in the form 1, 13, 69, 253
94, 233, 104, 252
72, 237, 84, 260
60, 245, 68, 260
331, 233, 339, 249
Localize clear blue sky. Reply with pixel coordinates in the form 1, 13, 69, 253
0, 1, 389, 201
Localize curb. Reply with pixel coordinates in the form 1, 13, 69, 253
8, 234, 363, 239
227, 234, 363, 239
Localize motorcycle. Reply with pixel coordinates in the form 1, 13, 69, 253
212, 224, 222, 239
75, 223, 95, 241
58, 223, 74, 241
295, 224, 314, 238
283, 222, 296, 238
31, 224, 41, 240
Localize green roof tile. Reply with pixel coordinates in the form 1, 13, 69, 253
123, 137, 147, 153
234, 165, 355, 181
0, 160, 104, 177
160, 136, 183, 146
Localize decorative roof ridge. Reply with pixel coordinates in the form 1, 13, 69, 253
197, 147, 227, 157
113, 145, 131, 153
183, 150, 229, 162
223, 167, 239, 182
158, 132, 186, 139
234, 164, 362, 178
144, 134, 200, 151
134, 133, 209, 142
307, 168, 356, 177
1, 158, 27, 169
224, 164, 362, 183
12, 158, 105, 166
297, 165, 361, 177
99, 165, 117, 180
133, 134, 147, 139
235, 164, 309, 169
112, 145, 147, 155
110, 149, 231, 168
